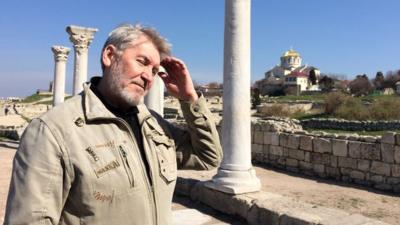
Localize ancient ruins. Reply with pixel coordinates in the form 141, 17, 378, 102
0, 0, 398, 224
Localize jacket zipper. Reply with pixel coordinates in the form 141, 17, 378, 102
116, 117, 157, 225
118, 145, 134, 187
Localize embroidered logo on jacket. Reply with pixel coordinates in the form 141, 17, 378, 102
94, 160, 120, 177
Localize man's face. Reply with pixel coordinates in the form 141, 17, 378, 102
107, 35, 161, 106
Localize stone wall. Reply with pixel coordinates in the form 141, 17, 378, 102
251, 120, 400, 193
0, 125, 25, 140
301, 118, 400, 131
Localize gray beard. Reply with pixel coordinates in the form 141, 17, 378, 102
108, 62, 144, 107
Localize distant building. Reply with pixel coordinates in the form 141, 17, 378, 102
396, 81, 400, 95
255, 49, 321, 95
196, 83, 223, 97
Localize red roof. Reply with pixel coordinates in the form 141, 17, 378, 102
287, 71, 308, 77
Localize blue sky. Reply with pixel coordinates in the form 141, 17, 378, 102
0, 0, 399, 97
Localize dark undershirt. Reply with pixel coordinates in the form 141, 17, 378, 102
90, 78, 152, 185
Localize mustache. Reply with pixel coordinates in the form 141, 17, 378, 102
130, 80, 148, 90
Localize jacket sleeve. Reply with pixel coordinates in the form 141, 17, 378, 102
153, 95, 223, 170
4, 118, 72, 225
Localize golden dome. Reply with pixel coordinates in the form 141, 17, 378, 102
282, 49, 300, 57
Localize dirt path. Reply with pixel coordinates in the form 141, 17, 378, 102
254, 165, 399, 225
0, 141, 17, 223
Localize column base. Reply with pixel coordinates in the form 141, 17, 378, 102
204, 168, 261, 194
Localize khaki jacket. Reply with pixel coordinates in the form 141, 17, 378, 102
4, 83, 222, 225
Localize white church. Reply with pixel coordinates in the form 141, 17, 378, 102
255, 49, 321, 95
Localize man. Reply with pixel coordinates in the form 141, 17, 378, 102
5, 24, 222, 225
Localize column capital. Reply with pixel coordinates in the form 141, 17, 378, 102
66, 25, 98, 54
51, 45, 71, 62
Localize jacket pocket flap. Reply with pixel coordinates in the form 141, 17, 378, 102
151, 134, 173, 146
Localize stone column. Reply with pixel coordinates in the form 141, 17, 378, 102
66, 25, 98, 95
144, 75, 164, 116
205, 0, 260, 194
51, 46, 70, 106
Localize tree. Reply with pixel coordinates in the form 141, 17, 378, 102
251, 88, 261, 109
309, 69, 318, 85
373, 71, 385, 90
383, 72, 400, 89
319, 76, 334, 92
207, 82, 222, 89
348, 74, 372, 96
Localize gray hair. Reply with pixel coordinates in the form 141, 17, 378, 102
101, 23, 171, 71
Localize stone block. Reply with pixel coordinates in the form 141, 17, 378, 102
304, 152, 310, 162
338, 157, 357, 169
277, 157, 286, 166
253, 153, 264, 163
283, 147, 289, 157
330, 156, 338, 168
326, 167, 340, 178
288, 149, 305, 161
387, 177, 400, 185
381, 132, 396, 144
340, 168, 352, 176
311, 152, 331, 165
369, 175, 383, 183
299, 135, 313, 151
269, 145, 283, 156
374, 184, 392, 191
254, 131, 264, 145
370, 161, 391, 176
354, 179, 370, 186
252, 144, 263, 154
395, 146, 400, 164
286, 158, 299, 167
392, 165, 400, 177
357, 159, 370, 172
263, 145, 270, 155
381, 143, 394, 163
265, 132, 280, 146
360, 143, 381, 161
269, 154, 279, 161
348, 141, 361, 158
332, 139, 348, 157
313, 164, 325, 174
350, 170, 365, 180
280, 133, 300, 149
313, 138, 331, 153
341, 176, 351, 182
396, 134, 400, 145
364, 136, 377, 143
299, 161, 312, 170
394, 184, 400, 193
286, 166, 300, 173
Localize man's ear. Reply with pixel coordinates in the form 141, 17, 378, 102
102, 45, 117, 68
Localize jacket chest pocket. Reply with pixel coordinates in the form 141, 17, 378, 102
149, 133, 177, 183
85, 143, 137, 195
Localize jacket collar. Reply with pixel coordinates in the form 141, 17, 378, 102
83, 80, 152, 125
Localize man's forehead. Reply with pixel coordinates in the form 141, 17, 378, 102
128, 37, 160, 58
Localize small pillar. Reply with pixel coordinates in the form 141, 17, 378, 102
144, 75, 164, 116
66, 25, 98, 95
205, 0, 260, 194
51, 46, 70, 106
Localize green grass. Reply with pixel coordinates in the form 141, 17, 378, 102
305, 128, 400, 136
34, 96, 73, 105
269, 94, 326, 103
21, 94, 52, 103
360, 93, 399, 102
